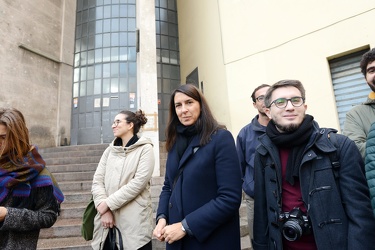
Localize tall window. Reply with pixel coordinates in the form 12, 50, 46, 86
155, 0, 181, 141
72, 0, 137, 144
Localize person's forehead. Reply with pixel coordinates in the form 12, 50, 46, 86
367, 60, 375, 69
271, 86, 301, 99
0, 124, 7, 134
255, 87, 269, 96
114, 113, 126, 120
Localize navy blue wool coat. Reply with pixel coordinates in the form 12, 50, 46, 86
157, 129, 242, 250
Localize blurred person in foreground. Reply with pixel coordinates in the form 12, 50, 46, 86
0, 108, 64, 250
153, 84, 242, 250
253, 80, 375, 250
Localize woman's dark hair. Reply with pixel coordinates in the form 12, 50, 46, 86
165, 84, 226, 151
118, 109, 148, 135
0, 108, 30, 163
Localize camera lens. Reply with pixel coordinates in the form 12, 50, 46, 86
282, 220, 303, 241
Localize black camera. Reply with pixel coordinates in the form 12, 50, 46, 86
279, 207, 312, 241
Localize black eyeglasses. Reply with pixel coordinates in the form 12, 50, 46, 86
255, 95, 265, 102
268, 97, 305, 109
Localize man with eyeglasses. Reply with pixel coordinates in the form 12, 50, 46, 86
252, 79, 375, 250
236, 84, 270, 248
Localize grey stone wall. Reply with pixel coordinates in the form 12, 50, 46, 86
0, 0, 76, 147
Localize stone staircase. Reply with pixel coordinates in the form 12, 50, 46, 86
36, 144, 250, 250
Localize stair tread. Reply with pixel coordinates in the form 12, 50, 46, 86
37, 236, 91, 250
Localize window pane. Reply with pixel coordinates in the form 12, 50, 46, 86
161, 50, 169, 63
73, 82, 79, 97
111, 18, 119, 32
88, 50, 95, 65
104, 5, 111, 18
96, 20, 103, 34
81, 67, 87, 81
111, 47, 119, 61
119, 32, 127, 46
81, 36, 88, 51
96, 6, 103, 19
95, 64, 102, 78
128, 18, 136, 30
128, 5, 135, 17
76, 24, 82, 38
111, 78, 119, 93
120, 5, 127, 17
119, 47, 127, 60
82, 22, 88, 37
88, 35, 95, 50
74, 68, 80, 82
112, 5, 119, 17
160, 35, 168, 49
95, 34, 103, 48
87, 65, 94, 80
111, 33, 119, 46
89, 9, 96, 21
128, 32, 135, 46
103, 48, 110, 62
80, 81, 86, 96
94, 79, 101, 95
103, 19, 111, 32
111, 62, 119, 77
103, 63, 110, 78
74, 53, 80, 67
129, 62, 136, 77
119, 18, 127, 31
119, 63, 127, 77
87, 80, 94, 95
80, 51, 87, 66
103, 79, 110, 93
82, 9, 89, 22
119, 78, 128, 92
128, 47, 136, 61
95, 48, 103, 63
103, 33, 111, 47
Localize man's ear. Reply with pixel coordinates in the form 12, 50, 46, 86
265, 108, 272, 119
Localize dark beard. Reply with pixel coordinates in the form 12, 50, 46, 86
274, 121, 300, 133
368, 81, 375, 92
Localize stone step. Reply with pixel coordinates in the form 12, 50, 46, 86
48, 163, 98, 173
53, 171, 95, 182
40, 144, 109, 154
37, 233, 250, 250
45, 157, 102, 166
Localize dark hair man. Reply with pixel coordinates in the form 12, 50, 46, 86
236, 84, 270, 247
344, 48, 375, 160
253, 79, 375, 249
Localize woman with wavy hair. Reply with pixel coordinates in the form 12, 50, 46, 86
0, 108, 64, 250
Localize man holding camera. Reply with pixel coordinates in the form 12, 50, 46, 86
252, 79, 375, 249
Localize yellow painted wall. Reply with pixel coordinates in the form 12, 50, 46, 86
177, 0, 375, 137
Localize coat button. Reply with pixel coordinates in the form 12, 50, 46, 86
169, 203, 173, 208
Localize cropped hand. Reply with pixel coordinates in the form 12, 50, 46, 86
100, 210, 115, 228
0, 207, 7, 222
153, 218, 167, 241
161, 222, 186, 244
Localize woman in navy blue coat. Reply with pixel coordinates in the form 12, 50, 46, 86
153, 84, 242, 250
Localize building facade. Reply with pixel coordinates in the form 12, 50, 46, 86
2, 0, 375, 176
